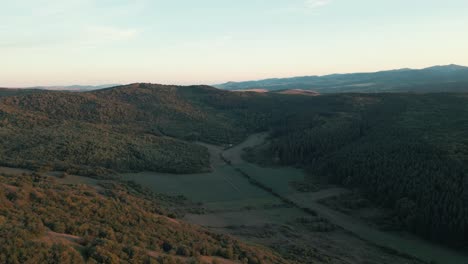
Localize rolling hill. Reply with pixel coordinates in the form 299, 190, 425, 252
0, 84, 246, 176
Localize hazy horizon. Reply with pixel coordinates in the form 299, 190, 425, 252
2, 63, 466, 88
2, 0, 468, 87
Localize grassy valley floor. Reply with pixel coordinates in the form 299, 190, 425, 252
122, 134, 468, 264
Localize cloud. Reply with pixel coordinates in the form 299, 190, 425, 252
304, 0, 332, 9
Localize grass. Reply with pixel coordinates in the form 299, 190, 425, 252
121, 165, 275, 204
236, 163, 305, 196
185, 208, 305, 228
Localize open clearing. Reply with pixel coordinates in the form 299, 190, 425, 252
122, 166, 280, 204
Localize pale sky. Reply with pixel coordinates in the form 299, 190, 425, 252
2, 0, 468, 87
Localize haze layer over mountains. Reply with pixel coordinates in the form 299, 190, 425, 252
216, 64, 468, 93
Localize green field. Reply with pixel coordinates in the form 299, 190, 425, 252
121, 134, 305, 212
121, 166, 276, 204
121, 136, 303, 206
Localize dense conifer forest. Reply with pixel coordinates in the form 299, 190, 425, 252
261, 93, 468, 248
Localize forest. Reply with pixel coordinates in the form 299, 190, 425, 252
260, 93, 468, 248
1, 84, 467, 249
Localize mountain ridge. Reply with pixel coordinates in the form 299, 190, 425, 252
215, 64, 468, 93
1, 84, 119, 92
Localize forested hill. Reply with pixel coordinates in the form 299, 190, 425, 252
0, 84, 246, 176
0, 83, 291, 175
0, 83, 357, 176
216, 64, 468, 93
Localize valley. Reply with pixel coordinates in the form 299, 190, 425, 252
122, 133, 468, 264
1, 84, 468, 263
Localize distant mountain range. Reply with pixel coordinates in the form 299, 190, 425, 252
2, 84, 119, 92
4, 64, 468, 94
215, 64, 468, 93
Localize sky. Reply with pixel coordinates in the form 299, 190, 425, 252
2, 0, 468, 87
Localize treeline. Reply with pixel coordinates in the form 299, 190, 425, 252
0, 172, 291, 264
262, 93, 468, 248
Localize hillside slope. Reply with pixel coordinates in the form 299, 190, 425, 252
0, 171, 290, 263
